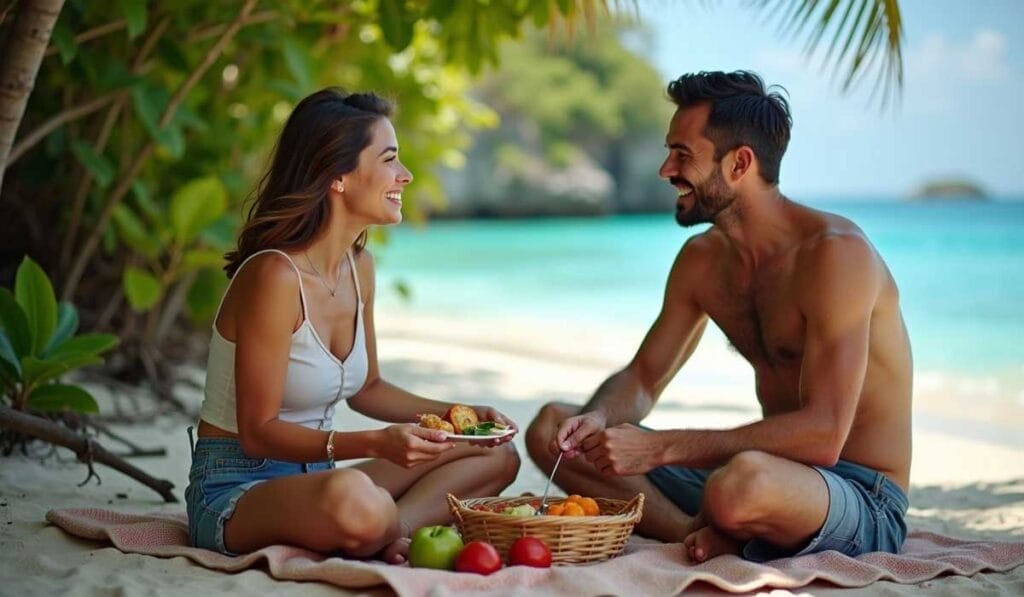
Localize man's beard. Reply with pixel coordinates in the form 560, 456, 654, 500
673, 167, 735, 227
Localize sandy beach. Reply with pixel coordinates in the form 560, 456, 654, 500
2, 311, 1023, 595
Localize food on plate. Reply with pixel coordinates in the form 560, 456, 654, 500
408, 525, 464, 570
417, 413, 455, 434
444, 404, 480, 434
418, 405, 511, 436
454, 540, 502, 575
507, 537, 552, 568
457, 421, 510, 436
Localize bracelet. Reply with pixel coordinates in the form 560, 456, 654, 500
326, 429, 336, 461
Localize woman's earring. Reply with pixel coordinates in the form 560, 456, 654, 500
333, 181, 344, 193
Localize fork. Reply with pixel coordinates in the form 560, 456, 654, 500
537, 451, 564, 515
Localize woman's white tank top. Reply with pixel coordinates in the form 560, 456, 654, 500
198, 249, 368, 431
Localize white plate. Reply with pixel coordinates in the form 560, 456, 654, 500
443, 428, 516, 442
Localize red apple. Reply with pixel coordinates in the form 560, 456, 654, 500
454, 540, 502, 575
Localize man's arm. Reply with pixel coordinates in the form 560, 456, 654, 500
585, 234, 881, 474
556, 237, 711, 458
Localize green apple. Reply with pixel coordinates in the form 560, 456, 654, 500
408, 525, 465, 570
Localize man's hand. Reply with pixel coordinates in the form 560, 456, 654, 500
552, 411, 607, 459
581, 423, 661, 476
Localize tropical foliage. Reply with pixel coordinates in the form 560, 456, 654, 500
0, 256, 118, 413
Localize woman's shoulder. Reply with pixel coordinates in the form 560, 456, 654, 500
231, 251, 302, 299
352, 247, 376, 288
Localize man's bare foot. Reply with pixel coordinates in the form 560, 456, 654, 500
683, 526, 742, 563
380, 537, 411, 565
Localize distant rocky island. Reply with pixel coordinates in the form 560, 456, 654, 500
910, 179, 989, 201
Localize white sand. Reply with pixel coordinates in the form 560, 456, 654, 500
1, 311, 1022, 596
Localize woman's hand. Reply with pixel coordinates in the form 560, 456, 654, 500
371, 424, 454, 468
472, 405, 518, 447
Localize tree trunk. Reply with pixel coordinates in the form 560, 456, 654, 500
0, 405, 178, 503
0, 0, 66, 196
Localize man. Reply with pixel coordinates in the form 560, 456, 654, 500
525, 71, 912, 562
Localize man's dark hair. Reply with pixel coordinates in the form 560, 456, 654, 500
667, 71, 792, 184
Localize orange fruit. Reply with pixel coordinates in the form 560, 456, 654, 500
562, 502, 585, 517
566, 494, 582, 504
578, 497, 600, 516
546, 503, 565, 516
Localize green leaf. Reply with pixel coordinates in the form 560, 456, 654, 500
117, 0, 147, 38
15, 257, 58, 357
132, 83, 182, 154
42, 302, 79, 356
199, 214, 237, 250
130, 179, 162, 222
157, 37, 190, 72
51, 17, 78, 64
181, 248, 225, 273
379, 0, 416, 50
112, 204, 161, 259
155, 123, 185, 159
97, 61, 140, 93
71, 141, 115, 188
28, 384, 99, 414
282, 36, 314, 90
170, 177, 227, 245
0, 288, 31, 359
0, 330, 21, 378
186, 268, 227, 323
22, 354, 103, 388
123, 266, 162, 311
47, 333, 119, 360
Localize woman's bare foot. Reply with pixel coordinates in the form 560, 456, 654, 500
380, 537, 411, 565
683, 525, 742, 563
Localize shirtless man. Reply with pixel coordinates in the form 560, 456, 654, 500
525, 71, 912, 562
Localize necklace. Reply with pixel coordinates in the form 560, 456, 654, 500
304, 253, 341, 297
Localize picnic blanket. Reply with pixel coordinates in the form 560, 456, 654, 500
46, 508, 1024, 596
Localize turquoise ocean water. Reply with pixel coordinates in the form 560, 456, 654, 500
374, 201, 1024, 377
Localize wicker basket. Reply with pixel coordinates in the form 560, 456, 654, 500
447, 493, 644, 565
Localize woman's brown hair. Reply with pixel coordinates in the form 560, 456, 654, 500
224, 88, 394, 277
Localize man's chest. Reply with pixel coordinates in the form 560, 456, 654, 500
701, 261, 806, 368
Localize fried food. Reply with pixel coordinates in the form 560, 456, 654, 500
444, 405, 480, 434
418, 413, 455, 434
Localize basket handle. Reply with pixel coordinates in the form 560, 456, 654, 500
624, 492, 645, 522
446, 493, 464, 524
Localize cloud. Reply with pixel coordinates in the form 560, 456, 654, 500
907, 29, 1011, 83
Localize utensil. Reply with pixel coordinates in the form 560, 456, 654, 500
538, 451, 564, 515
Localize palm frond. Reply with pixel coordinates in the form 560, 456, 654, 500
754, 0, 904, 107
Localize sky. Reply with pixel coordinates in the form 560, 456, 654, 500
634, 0, 1024, 199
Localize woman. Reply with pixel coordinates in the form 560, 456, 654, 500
185, 89, 519, 563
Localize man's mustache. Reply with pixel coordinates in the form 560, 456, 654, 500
669, 176, 690, 187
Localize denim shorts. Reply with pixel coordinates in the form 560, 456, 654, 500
184, 430, 334, 555
646, 458, 909, 561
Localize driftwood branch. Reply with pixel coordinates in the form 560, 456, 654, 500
87, 419, 167, 458
61, 0, 258, 300
0, 405, 177, 502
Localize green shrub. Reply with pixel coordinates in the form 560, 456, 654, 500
0, 257, 118, 414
